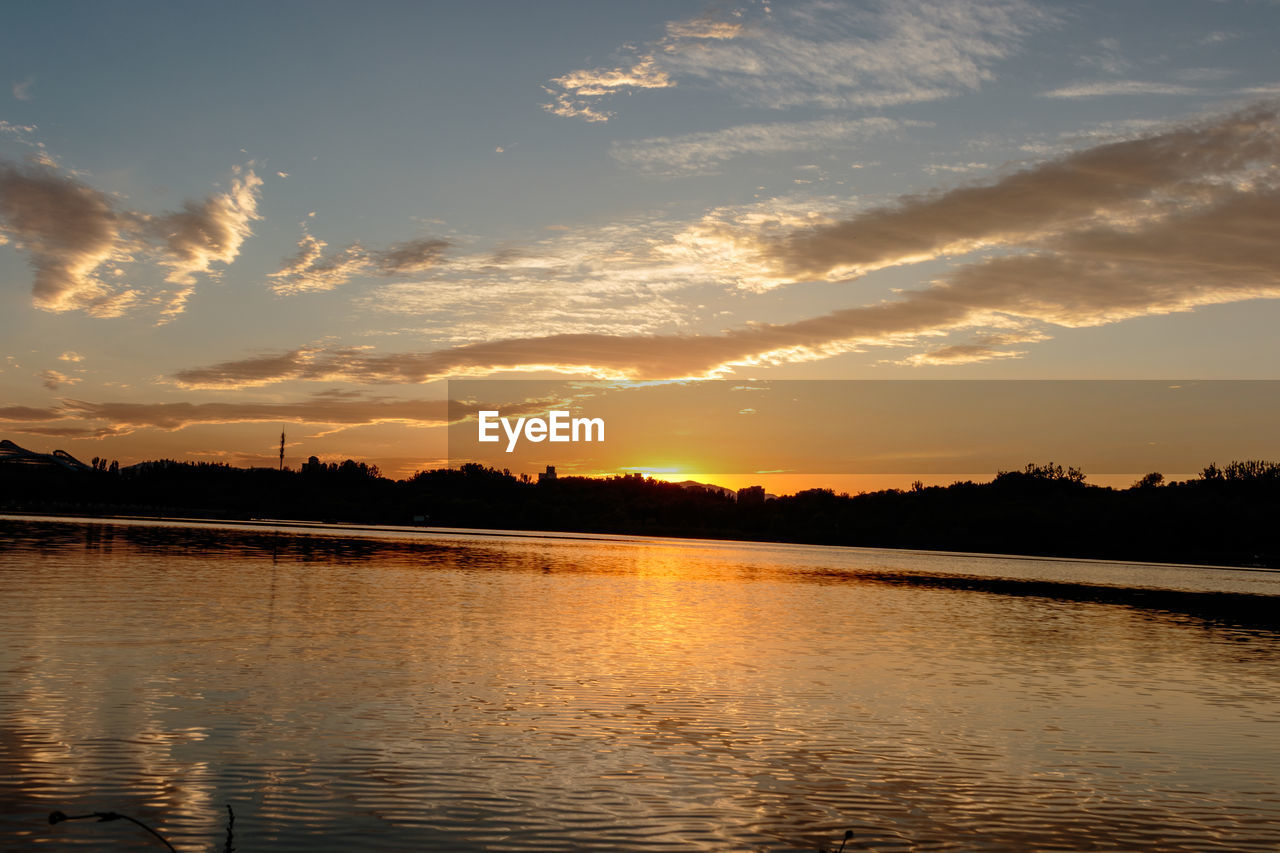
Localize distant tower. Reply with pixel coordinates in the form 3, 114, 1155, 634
279, 429, 285, 472
538, 465, 557, 482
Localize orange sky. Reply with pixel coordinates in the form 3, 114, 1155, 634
443, 380, 1278, 493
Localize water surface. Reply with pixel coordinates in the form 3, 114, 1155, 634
2, 515, 1278, 851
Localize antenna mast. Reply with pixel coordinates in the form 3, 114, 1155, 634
279, 429, 285, 472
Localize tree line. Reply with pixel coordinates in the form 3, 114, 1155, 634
2, 455, 1277, 568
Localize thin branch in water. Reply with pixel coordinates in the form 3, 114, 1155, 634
223, 804, 236, 853
49, 809, 178, 852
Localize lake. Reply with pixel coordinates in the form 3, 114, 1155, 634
1, 515, 1278, 851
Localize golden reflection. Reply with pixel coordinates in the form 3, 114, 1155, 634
2, 517, 1279, 851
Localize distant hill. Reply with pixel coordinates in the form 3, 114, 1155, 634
670, 479, 736, 498
671, 480, 778, 500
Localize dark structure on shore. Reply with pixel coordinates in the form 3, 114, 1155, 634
0, 439, 96, 473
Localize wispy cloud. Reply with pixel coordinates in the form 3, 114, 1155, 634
37, 369, 79, 391
922, 161, 991, 175
611, 117, 922, 175
354, 194, 848, 344
12, 77, 34, 101
765, 104, 1280, 282
170, 346, 337, 389
1041, 80, 1200, 99
1075, 37, 1129, 75
0, 160, 262, 318
895, 331, 1050, 366
0, 404, 60, 422
269, 230, 450, 294
665, 17, 742, 41
1199, 31, 1239, 46
1238, 82, 1280, 97
60, 394, 453, 432
0, 393, 555, 440
0, 121, 37, 137
270, 234, 369, 294
147, 165, 262, 317
1172, 67, 1234, 83
543, 54, 673, 122
544, 0, 1049, 121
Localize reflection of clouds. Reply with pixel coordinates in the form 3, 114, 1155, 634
3, 644, 217, 843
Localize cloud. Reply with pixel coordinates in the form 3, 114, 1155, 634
922, 161, 991, 175
0, 404, 61, 421
896, 331, 1050, 366
550, 54, 673, 98
170, 346, 332, 388
1172, 67, 1234, 83
146, 165, 262, 316
373, 238, 451, 274
545, 0, 1049, 120
12, 77, 34, 101
611, 117, 919, 175
0, 392, 555, 440
667, 0, 1048, 109
1040, 80, 1200, 99
542, 54, 673, 122
898, 344, 1026, 366
4, 424, 120, 439
0, 160, 262, 318
1075, 37, 1128, 75
58, 351, 83, 362
766, 103, 1280, 281
1238, 83, 1280, 97
352, 196, 847, 343
173, 103, 1280, 385
37, 369, 79, 390
59, 395, 453, 431
542, 93, 612, 124
268, 231, 450, 294
0, 163, 137, 314
1199, 31, 1238, 46
269, 234, 368, 294
665, 18, 742, 40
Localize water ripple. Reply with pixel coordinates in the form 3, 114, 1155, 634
2, 516, 1278, 851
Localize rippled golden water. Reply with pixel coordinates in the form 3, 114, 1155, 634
2, 516, 1279, 851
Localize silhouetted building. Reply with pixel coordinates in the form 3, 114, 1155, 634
0, 439, 94, 473
538, 465, 557, 483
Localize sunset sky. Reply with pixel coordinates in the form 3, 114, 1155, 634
2, 1, 1279, 487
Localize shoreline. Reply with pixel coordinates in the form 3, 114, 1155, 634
3, 508, 1275, 576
